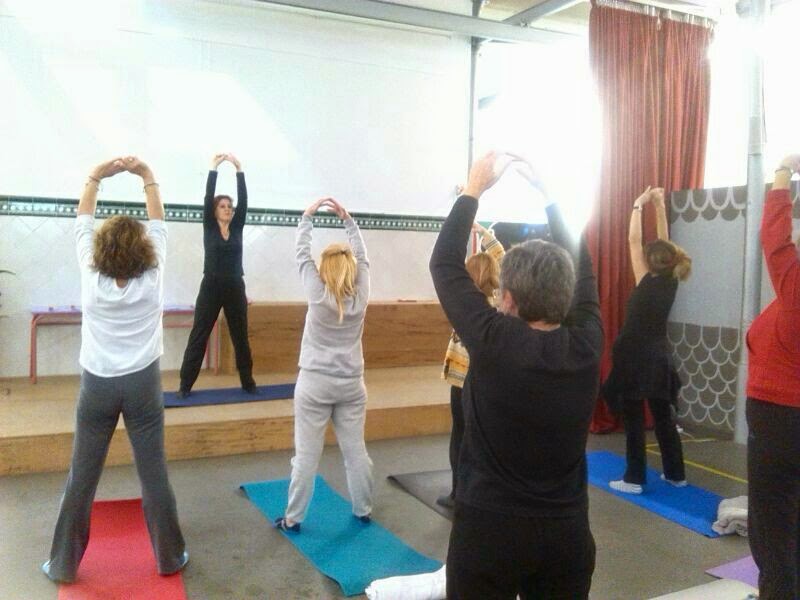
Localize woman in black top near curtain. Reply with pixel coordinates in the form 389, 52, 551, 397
178, 153, 256, 397
604, 186, 692, 494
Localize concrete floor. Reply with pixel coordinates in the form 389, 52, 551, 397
0, 431, 751, 600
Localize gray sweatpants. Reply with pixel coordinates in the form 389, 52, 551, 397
286, 368, 374, 523
45, 359, 185, 582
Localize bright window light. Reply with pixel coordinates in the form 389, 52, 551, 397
705, 2, 800, 188
474, 38, 600, 237
764, 0, 800, 175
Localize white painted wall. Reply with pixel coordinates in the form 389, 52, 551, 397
0, 0, 472, 377
0, 0, 470, 215
0, 215, 440, 377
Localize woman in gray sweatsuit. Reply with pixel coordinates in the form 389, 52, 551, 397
275, 197, 373, 531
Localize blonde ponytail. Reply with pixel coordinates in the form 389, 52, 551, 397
465, 252, 501, 302
319, 243, 357, 322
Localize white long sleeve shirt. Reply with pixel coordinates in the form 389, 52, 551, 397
76, 215, 167, 377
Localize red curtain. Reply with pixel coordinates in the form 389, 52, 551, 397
588, 3, 712, 432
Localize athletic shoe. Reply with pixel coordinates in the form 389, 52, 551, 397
609, 479, 643, 495
660, 474, 688, 487
274, 516, 300, 532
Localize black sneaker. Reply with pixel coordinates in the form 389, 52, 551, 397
176, 389, 191, 399
356, 514, 371, 524
435, 494, 455, 509
161, 551, 190, 576
274, 516, 300, 532
242, 382, 258, 394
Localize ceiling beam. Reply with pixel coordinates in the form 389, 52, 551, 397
503, 0, 585, 25
254, 0, 573, 42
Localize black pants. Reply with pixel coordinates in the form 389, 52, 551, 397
180, 275, 254, 391
748, 396, 800, 600
621, 394, 685, 485
448, 385, 464, 498
447, 503, 595, 599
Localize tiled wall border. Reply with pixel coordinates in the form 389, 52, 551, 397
0, 195, 445, 232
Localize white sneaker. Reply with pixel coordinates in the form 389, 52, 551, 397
660, 474, 688, 487
609, 480, 643, 494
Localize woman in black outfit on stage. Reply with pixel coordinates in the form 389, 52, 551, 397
603, 186, 692, 494
177, 153, 256, 397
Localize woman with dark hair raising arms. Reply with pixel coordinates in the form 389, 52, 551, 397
177, 153, 256, 397
604, 186, 692, 495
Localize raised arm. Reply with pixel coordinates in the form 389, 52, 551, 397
327, 199, 367, 265
762, 155, 800, 308
124, 157, 163, 221
652, 187, 669, 241
227, 154, 248, 229
204, 154, 225, 226
77, 158, 126, 216
629, 187, 651, 285
76, 159, 126, 268
296, 198, 331, 299
475, 222, 505, 261
328, 198, 370, 301
543, 201, 600, 331
430, 152, 512, 351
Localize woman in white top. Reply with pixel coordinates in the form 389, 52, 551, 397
43, 157, 187, 583
274, 197, 372, 532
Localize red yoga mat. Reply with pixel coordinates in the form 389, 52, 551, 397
58, 499, 186, 600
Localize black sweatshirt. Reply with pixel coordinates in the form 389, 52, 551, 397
430, 196, 603, 517
203, 170, 248, 277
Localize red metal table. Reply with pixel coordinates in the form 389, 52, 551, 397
29, 304, 219, 383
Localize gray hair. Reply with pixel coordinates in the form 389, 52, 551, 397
500, 240, 575, 323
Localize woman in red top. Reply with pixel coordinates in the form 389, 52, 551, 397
746, 154, 800, 600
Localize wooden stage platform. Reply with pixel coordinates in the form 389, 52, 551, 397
0, 366, 451, 476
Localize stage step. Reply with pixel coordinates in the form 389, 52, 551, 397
0, 367, 451, 475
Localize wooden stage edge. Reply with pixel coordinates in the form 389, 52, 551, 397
0, 366, 452, 476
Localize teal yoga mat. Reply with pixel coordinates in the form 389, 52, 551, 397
587, 450, 722, 537
240, 475, 442, 596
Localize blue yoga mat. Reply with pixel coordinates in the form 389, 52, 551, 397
163, 384, 294, 408
587, 450, 722, 537
240, 475, 442, 596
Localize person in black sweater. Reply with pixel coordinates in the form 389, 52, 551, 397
430, 152, 603, 600
178, 153, 256, 397
603, 187, 692, 494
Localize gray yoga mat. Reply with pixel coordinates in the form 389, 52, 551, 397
387, 469, 454, 520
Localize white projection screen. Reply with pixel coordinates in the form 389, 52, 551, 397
0, 0, 471, 216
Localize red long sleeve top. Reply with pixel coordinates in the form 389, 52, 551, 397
746, 188, 800, 407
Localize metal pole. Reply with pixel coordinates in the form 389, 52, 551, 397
467, 0, 484, 169
734, 0, 769, 444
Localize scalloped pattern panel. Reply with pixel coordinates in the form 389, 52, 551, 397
670, 182, 800, 224
667, 321, 741, 432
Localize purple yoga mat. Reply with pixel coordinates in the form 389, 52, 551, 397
706, 555, 759, 588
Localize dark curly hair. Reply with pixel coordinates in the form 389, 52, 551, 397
92, 216, 157, 279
